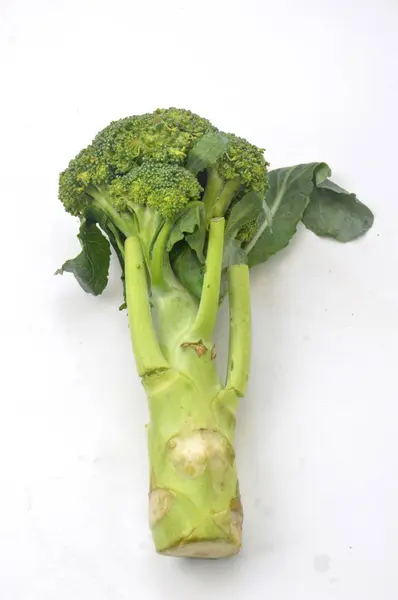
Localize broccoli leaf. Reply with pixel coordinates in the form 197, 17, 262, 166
225, 191, 265, 239
246, 163, 322, 267
170, 242, 204, 299
56, 221, 110, 295
171, 240, 233, 304
85, 206, 126, 306
186, 132, 230, 175
302, 178, 374, 241
185, 206, 207, 263
245, 162, 374, 267
168, 203, 207, 262
223, 238, 247, 269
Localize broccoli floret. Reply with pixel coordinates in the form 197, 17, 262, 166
217, 133, 268, 195
58, 110, 212, 290
109, 160, 202, 219
59, 145, 114, 216
201, 131, 269, 220
235, 216, 263, 243
92, 108, 216, 174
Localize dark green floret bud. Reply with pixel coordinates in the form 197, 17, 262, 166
108, 160, 203, 219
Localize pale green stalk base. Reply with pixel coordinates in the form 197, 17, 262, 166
145, 368, 242, 558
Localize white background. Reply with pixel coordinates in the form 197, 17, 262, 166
1, 0, 398, 598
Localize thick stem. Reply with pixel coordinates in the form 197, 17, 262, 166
213, 178, 241, 217
203, 169, 223, 217
89, 187, 136, 237
226, 264, 251, 396
125, 236, 169, 377
144, 369, 241, 558
150, 221, 172, 289
192, 218, 225, 342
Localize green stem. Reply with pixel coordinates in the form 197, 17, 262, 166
150, 221, 172, 289
226, 264, 251, 396
89, 187, 136, 237
125, 236, 169, 377
192, 218, 224, 342
203, 169, 223, 217
144, 370, 241, 558
213, 178, 241, 217
107, 221, 125, 257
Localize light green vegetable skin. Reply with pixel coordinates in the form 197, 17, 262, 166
57, 108, 374, 558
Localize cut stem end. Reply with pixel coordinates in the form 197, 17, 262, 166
160, 539, 241, 559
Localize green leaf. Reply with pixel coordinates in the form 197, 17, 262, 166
168, 203, 207, 262
85, 206, 126, 305
186, 132, 230, 175
56, 221, 111, 295
245, 162, 374, 267
225, 191, 265, 239
185, 206, 207, 263
85, 206, 125, 266
302, 177, 374, 242
223, 238, 247, 269
170, 242, 204, 299
246, 163, 323, 267
171, 241, 231, 305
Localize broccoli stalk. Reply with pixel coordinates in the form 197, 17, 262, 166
125, 217, 250, 557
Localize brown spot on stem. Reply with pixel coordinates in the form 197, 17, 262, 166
180, 339, 208, 357
211, 344, 217, 361
230, 481, 243, 542
230, 495, 243, 514
230, 508, 243, 542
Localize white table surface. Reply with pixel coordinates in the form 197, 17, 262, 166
1, 0, 398, 598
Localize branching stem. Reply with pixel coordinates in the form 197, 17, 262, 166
125, 236, 169, 376
226, 264, 251, 396
191, 218, 225, 342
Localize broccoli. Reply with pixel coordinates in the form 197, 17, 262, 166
203, 132, 269, 219
57, 108, 374, 558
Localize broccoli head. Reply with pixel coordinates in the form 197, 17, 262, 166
91, 107, 216, 174
58, 107, 268, 290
